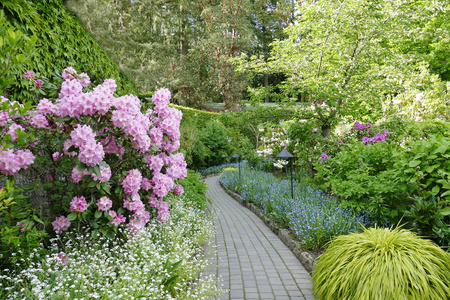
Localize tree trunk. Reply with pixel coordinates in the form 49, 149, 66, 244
322, 124, 331, 138
180, 4, 188, 56
264, 74, 269, 103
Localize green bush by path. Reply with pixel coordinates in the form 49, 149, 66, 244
178, 170, 209, 210
312, 227, 450, 300
1, 0, 136, 101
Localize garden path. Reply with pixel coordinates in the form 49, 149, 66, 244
203, 176, 314, 300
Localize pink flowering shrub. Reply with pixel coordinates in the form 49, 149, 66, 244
0, 67, 187, 238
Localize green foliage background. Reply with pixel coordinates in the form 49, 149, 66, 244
0, 0, 136, 102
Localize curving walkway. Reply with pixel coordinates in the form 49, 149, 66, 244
204, 176, 314, 300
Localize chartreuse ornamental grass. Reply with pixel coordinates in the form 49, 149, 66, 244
312, 227, 450, 300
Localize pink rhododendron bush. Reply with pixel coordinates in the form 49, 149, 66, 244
0, 67, 187, 238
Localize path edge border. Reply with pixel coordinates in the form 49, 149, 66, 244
218, 181, 317, 273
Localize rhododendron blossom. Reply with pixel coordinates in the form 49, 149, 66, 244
97, 196, 113, 211
173, 185, 184, 196
24, 70, 35, 79
108, 210, 126, 226
122, 169, 142, 196
30, 114, 49, 128
1, 69, 186, 236
7, 123, 23, 142
52, 216, 71, 234
152, 173, 174, 199
71, 166, 90, 183
70, 196, 89, 213
91, 165, 111, 182
0, 149, 35, 175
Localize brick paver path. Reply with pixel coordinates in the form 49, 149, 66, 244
204, 176, 314, 300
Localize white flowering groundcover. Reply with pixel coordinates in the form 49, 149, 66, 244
1, 196, 223, 299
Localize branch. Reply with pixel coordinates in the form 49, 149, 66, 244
236, 0, 243, 16
316, 2, 345, 79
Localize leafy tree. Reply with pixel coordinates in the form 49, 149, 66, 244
67, 0, 255, 110
237, 0, 450, 136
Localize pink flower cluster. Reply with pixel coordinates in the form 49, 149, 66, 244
91, 165, 111, 183
108, 210, 126, 226
52, 216, 71, 234
124, 195, 151, 234
97, 196, 113, 211
173, 185, 184, 196
122, 169, 142, 196
152, 173, 174, 199
148, 196, 170, 223
24, 71, 44, 88
3, 67, 188, 235
0, 149, 35, 175
7, 123, 24, 142
62, 67, 90, 88
149, 89, 183, 153
30, 114, 49, 129
70, 125, 104, 166
36, 98, 58, 115
69, 196, 89, 213
57, 70, 112, 117
71, 166, 90, 183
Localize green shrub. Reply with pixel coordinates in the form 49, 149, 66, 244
0, 181, 48, 270
404, 195, 450, 246
199, 120, 235, 167
178, 170, 208, 210
393, 135, 450, 201
376, 117, 450, 144
315, 141, 404, 222
312, 227, 450, 300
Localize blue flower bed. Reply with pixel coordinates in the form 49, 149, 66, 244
219, 167, 378, 250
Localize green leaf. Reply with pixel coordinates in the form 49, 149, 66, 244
439, 207, 450, 216
94, 210, 102, 219
87, 180, 97, 188
98, 161, 109, 168
431, 185, 440, 195
77, 164, 86, 172
67, 213, 77, 221
91, 230, 99, 239
408, 160, 421, 168
32, 215, 44, 225
102, 184, 111, 195
93, 165, 101, 177
105, 231, 115, 239
89, 219, 99, 229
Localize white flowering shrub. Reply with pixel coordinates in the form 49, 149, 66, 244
1, 195, 224, 299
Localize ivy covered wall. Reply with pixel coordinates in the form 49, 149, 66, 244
1, 0, 136, 102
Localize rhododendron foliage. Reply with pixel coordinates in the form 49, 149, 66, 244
0, 67, 187, 238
